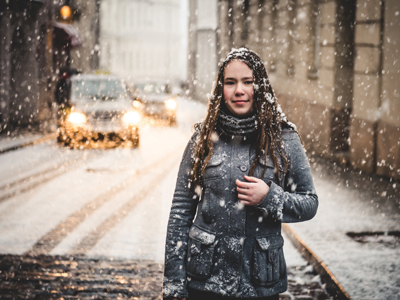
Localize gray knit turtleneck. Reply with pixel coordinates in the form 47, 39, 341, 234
216, 109, 257, 137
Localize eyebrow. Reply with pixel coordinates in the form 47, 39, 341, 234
224, 77, 253, 80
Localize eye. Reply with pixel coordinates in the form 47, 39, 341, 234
224, 81, 235, 85
245, 80, 253, 85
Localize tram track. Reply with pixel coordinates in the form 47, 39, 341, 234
68, 152, 179, 255
0, 150, 105, 204
25, 145, 182, 256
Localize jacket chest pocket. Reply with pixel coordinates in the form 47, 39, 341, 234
252, 235, 285, 286
203, 155, 225, 182
186, 225, 216, 279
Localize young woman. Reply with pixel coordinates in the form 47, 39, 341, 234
163, 48, 318, 300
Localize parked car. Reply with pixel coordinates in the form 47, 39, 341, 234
57, 74, 141, 148
131, 81, 177, 125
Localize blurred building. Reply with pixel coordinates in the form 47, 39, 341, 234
68, 0, 100, 73
0, 0, 99, 133
188, 0, 400, 180
187, 0, 218, 101
99, 0, 185, 86
0, 0, 53, 131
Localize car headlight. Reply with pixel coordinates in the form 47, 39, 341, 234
132, 100, 142, 109
165, 98, 177, 110
122, 111, 141, 125
67, 112, 87, 125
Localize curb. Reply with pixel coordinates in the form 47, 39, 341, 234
282, 224, 352, 300
0, 133, 57, 155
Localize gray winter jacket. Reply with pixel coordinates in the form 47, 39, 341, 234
163, 127, 318, 298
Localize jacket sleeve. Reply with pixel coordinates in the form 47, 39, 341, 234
163, 134, 199, 299
256, 131, 318, 223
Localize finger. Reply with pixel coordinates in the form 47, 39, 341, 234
239, 198, 250, 204
240, 199, 256, 206
235, 179, 247, 188
236, 186, 251, 194
236, 179, 253, 189
238, 188, 256, 199
242, 201, 256, 206
238, 193, 253, 201
244, 175, 261, 183
237, 191, 248, 199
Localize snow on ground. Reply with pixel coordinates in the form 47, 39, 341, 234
0, 132, 46, 152
289, 160, 400, 299
87, 158, 180, 261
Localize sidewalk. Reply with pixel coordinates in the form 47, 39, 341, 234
0, 130, 399, 300
286, 156, 400, 300
0, 131, 56, 154
0, 123, 57, 154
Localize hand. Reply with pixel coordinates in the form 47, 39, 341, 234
236, 175, 269, 206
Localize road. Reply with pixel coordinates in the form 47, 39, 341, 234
0, 98, 207, 262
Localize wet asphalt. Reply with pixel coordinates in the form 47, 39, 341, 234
0, 254, 332, 300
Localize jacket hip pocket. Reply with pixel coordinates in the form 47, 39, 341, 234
252, 235, 285, 286
186, 225, 216, 279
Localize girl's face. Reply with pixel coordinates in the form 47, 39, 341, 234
223, 60, 254, 118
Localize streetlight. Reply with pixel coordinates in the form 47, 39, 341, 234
59, 5, 72, 22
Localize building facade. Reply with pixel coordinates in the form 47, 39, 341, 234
0, 0, 99, 133
0, 0, 53, 132
188, 0, 400, 180
187, 0, 218, 101
99, 0, 186, 86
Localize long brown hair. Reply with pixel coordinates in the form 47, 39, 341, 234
190, 48, 293, 191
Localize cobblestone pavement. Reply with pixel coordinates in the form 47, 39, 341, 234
0, 255, 333, 300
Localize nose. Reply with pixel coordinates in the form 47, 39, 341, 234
235, 82, 245, 95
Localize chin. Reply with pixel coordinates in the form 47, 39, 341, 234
224, 103, 254, 118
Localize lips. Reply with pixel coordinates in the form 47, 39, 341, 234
232, 100, 249, 105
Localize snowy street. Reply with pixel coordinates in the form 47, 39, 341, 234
0, 98, 205, 260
